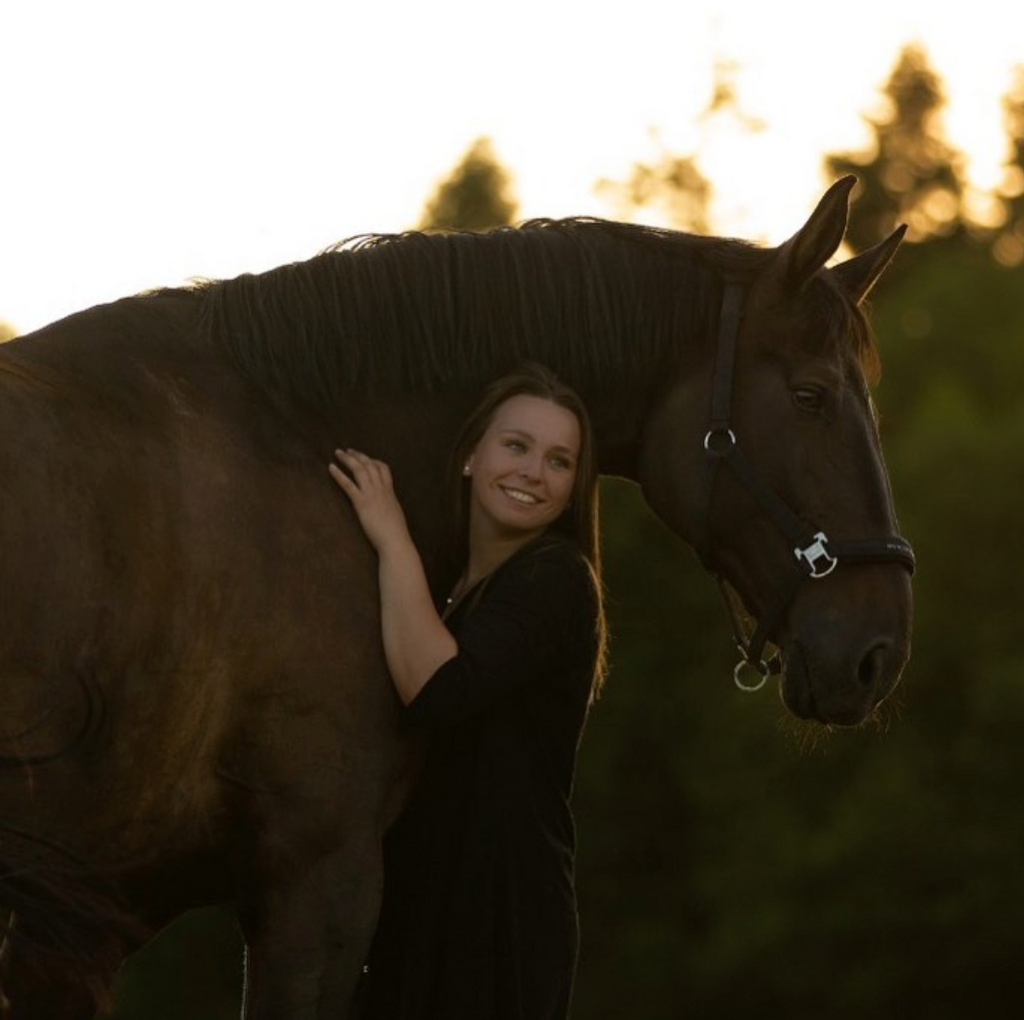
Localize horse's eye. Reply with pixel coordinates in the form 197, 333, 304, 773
793, 386, 825, 413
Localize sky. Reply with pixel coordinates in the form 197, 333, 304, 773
2, 0, 1023, 334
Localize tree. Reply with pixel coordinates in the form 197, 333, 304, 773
418, 137, 518, 231
991, 65, 1024, 266
826, 45, 965, 249
594, 57, 759, 233
596, 136, 712, 234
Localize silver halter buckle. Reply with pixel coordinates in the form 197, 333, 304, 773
794, 531, 838, 578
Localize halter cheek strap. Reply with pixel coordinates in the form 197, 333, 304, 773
698, 281, 916, 689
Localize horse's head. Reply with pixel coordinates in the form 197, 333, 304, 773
639, 177, 913, 726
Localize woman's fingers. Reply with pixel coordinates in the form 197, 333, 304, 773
328, 460, 352, 489
335, 448, 379, 471
329, 449, 392, 494
328, 448, 408, 552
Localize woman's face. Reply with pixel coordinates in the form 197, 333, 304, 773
465, 394, 581, 544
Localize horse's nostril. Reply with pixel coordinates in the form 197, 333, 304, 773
858, 642, 891, 689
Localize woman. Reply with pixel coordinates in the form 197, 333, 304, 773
329, 362, 606, 1020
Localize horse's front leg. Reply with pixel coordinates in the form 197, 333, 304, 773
238, 838, 383, 1020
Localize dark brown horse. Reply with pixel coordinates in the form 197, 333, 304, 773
0, 176, 913, 1019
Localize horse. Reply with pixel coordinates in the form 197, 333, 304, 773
0, 174, 913, 1019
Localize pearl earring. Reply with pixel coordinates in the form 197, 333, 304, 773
463, 463, 471, 476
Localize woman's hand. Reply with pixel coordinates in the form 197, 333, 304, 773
329, 448, 410, 553
329, 448, 457, 702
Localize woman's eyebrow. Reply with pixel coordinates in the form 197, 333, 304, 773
498, 427, 534, 441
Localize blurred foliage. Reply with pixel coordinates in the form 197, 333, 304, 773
418, 137, 518, 232
104, 46, 1024, 1020
596, 139, 712, 234
992, 65, 1024, 266
827, 45, 965, 249
594, 57, 756, 233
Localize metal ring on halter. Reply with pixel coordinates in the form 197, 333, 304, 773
703, 427, 737, 454
733, 657, 770, 692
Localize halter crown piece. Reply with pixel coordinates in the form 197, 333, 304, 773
697, 281, 916, 692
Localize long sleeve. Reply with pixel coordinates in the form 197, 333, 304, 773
406, 538, 599, 728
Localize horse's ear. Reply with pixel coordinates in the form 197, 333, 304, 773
775, 176, 857, 292
830, 224, 907, 305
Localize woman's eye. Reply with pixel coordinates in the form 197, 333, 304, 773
793, 386, 825, 413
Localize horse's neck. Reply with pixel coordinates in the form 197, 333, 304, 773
337, 393, 468, 575
589, 389, 652, 480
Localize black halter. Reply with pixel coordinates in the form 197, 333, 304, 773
697, 281, 916, 691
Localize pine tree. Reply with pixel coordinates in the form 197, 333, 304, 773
826, 44, 965, 249
419, 138, 518, 232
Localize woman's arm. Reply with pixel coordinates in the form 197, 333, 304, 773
329, 448, 457, 704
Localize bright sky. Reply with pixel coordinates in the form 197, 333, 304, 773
2, 0, 1022, 334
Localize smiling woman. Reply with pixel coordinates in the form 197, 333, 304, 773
329, 362, 606, 1020
462, 394, 582, 553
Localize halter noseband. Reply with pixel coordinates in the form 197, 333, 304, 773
698, 281, 916, 691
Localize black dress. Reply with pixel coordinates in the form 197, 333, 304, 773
356, 534, 601, 1020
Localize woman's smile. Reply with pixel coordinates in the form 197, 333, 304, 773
499, 484, 542, 506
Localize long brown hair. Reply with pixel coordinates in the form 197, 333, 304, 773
448, 362, 608, 691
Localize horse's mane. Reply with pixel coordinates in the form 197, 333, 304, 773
189, 216, 880, 408
194, 218, 772, 407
